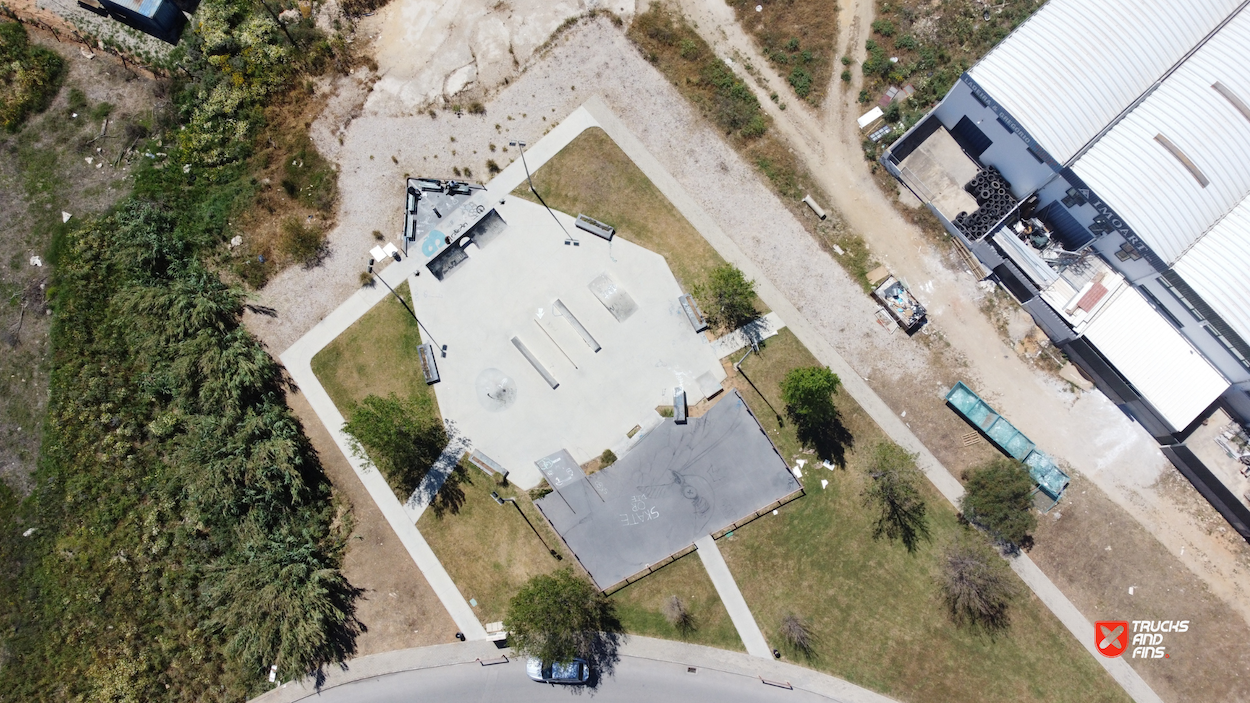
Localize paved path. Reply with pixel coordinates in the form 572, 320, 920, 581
252, 636, 900, 703
582, 96, 1164, 703
695, 535, 772, 659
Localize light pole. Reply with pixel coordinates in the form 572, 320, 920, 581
367, 258, 446, 357
510, 139, 578, 246
734, 338, 782, 425
492, 491, 562, 560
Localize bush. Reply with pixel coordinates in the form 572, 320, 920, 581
841, 70, 852, 82
862, 442, 930, 552
0, 22, 66, 132
505, 570, 622, 666
600, 449, 617, 466
278, 217, 327, 268
663, 595, 697, 636
344, 393, 448, 500
960, 457, 1037, 547
468, 101, 486, 114
896, 34, 917, 51
486, 159, 501, 174
788, 66, 813, 98
694, 264, 757, 332
679, 38, 700, 60
779, 613, 816, 658
871, 19, 895, 37
939, 536, 1018, 631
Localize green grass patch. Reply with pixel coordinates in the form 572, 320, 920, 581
311, 281, 439, 413
417, 468, 571, 625
0, 22, 65, 132
721, 330, 1129, 703
609, 551, 744, 652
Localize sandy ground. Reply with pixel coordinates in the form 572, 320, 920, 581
247, 8, 1250, 697
362, 0, 638, 113
288, 391, 459, 652
673, 0, 1250, 630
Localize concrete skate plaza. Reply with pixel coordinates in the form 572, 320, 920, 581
536, 391, 802, 589
410, 196, 727, 489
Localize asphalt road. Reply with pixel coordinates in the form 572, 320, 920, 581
306, 656, 835, 703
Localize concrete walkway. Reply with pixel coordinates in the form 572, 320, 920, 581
696, 535, 772, 659
252, 636, 901, 703
709, 311, 787, 358
581, 97, 1163, 703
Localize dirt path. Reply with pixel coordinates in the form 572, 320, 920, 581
675, 0, 1250, 650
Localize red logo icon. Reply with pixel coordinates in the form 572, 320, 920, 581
1096, 621, 1129, 657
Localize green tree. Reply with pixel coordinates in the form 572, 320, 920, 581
938, 536, 1018, 631
960, 457, 1037, 547
780, 366, 852, 462
344, 393, 447, 500
694, 264, 757, 332
862, 442, 930, 552
505, 569, 622, 667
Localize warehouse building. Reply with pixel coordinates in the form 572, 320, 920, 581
883, 0, 1250, 538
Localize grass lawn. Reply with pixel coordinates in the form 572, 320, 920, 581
416, 468, 570, 624
609, 551, 744, 652
720, 329, 1129, 703
516, 127, 737, 298
310, 281, 439, 417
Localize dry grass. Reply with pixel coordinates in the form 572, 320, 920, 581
310, 281, 440, 416
728, 0, 839, 106
609, 551, 744, 652
515, 127, 728, 294
719, 329, 1129, 703
628, 4, 881, 291
417, 468, 572, 624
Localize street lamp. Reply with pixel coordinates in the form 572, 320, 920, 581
733, 337, 782, 425
509, 139, 578, 246
492, 491, 561, 560
366, 258, 446, 357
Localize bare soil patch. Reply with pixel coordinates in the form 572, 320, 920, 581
286, 390, 458, 652
1030, 472, 1250, 703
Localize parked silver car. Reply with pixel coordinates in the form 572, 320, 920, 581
525, 657, 590, 684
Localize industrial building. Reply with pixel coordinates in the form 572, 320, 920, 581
883, 0, 1250, 538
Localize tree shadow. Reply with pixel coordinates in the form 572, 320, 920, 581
794, 411, 854, 466
579, 630, 623, 692
429, 460, 469, 518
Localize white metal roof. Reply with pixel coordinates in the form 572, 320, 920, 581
968, 0, 1242, 164
1080, 286, 1228, 430
1173, 197, 1250, 344
1072, 5, 1250, 265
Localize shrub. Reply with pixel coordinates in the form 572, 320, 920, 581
600, 449, 617, 466
896, 34, 917, 51
278, 217, 327, 268
862, 442, 930, 552
694, 264, 756, 332
960, 457, 1037, 547
789, 66, 813, 98
679, 38, 700, 60
663, 595, 697, 636
939, 537, 1018, 631
779, 613, 816, 658
468, 101, 485, 114
872, 19, 895, 36
505, 569, 622, 665
486, 159, 501, 174
841, 70, 852, 82
0, 22, 66, 132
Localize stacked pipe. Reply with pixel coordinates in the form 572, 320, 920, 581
952, 166, 1016, 240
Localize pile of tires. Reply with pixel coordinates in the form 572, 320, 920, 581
953, 167, 1016, 240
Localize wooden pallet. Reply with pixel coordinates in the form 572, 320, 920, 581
961, 431, 983, 447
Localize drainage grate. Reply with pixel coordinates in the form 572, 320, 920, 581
687, 667, 698, 674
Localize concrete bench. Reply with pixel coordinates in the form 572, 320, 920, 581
679, 294, 708, 333
674, 387, 687, 424
468, 449, 508, 479
575, 214, 615, 241
418, 343, 440, 384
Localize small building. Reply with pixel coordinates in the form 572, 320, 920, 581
80, 0, 189, 44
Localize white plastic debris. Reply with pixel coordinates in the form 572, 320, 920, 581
901, 410, 907, 417
62, 211, 72, 223
85, 157, 93, 165
22, 528, 36, 537
832, 244, 845, 255
229, 235, 243, 248
772, 509, 778, 515
182, 164, 191, 173
823, 460, 835, 470
755, 4, 762, 10
1129, 586, 1135, 595
795, 459, 807, 469
29, 256, 43, 267
820, 479, 828, 490
792, 466, 802, 479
